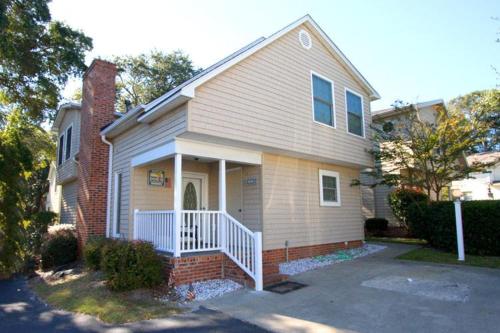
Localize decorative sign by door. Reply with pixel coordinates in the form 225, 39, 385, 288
148, 169, 165, 186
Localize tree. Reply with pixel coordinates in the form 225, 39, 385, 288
0, 0, 92, 123
112, 50, 201, 111
367, 102, 493, 201
0, 109, 54, 275
448, 89, 500, 153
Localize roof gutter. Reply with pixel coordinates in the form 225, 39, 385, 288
101, 134, 113, 238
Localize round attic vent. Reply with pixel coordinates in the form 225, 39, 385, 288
299, 30, 312, 50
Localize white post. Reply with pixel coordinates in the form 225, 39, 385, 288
133, 209, 139, 240
219, 159, 226, 212
454, 200, 465, 261
174, 153, 182, 257
254, 231, 263, 291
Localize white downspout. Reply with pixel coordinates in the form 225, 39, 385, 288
101, 135, 113, 238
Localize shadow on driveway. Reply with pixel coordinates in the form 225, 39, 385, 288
0, 278, 269, 333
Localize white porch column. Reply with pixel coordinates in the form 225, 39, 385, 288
219, 159, 227, 251
174, 153, 182, 257
219, 159, 226, 212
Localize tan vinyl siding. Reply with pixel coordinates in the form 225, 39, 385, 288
110, 105, 188, 237
188, 24, 373, 167
242, 165, 262, 231
56, 109, 80, 184
60, 180, 78, 224
261, 153, 364, 250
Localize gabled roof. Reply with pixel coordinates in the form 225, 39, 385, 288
52, 102, 81, 131
372, 99, 444, 121
102, 14, 380, 136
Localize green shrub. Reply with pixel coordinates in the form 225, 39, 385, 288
40, 228, 77, 269
407, 200, 500, 256
26, 211, 58, 254
101, 240, 163, 291
83, 236, 108, 270
388, 188, 429, 229
365, 218, 388, 235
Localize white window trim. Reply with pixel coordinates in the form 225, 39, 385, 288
57, 133, 65, 166
113, 172, 121, 238
65, 124, 73, 161
344, 87, 366, 138
319, 169, 341, 207
310, 70, 336, 129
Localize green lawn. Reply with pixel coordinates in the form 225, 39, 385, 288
366, 236, 427, 246
30, 271, 181, 324
397, 247, 500, 269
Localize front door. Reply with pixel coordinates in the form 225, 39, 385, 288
182, 176, 203, 210
226, 168, 243, 220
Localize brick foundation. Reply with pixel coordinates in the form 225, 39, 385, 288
163, 240, 363, 287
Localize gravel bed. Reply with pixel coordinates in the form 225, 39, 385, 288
279, 244, 386, 275
175, 279, 242, 301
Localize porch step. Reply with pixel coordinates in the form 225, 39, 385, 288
264, 273, 288, 287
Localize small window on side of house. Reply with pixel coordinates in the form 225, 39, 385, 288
58, 134, 64, 166
65, 126, 72, 160
345, 89, 364, 137
319, 170, 341, 206
311, 73, 335, 127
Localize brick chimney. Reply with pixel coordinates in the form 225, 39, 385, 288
76, 59, 116, 248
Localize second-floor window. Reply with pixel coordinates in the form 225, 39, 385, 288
65, 126, 72, 160
58, 134, 64, 166
312, 73, 334, 127
345, 89, 364, 137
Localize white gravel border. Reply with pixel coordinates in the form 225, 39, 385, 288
279, 244, 386, 276
175, 279, 242, 301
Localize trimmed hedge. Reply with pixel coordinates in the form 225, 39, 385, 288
365, 218, 388, 236
101, 240, 163, 291
83, 236, 109, 270
388, 188, 428, 228
408, 200, 500, 256
40, 228, 78, 269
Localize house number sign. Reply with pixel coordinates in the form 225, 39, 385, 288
245, 177, 257, 185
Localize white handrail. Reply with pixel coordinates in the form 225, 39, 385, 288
221, 212, 263, 291
133, 209, 263, 291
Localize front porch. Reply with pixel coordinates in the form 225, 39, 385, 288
126, 140, 263, 290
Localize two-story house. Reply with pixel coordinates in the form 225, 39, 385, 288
53, 15, 380, 290
362, 99, 445, 225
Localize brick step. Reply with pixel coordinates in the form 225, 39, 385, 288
263, 273, 288, 287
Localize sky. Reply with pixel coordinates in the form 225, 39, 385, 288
49, 0, 499, 110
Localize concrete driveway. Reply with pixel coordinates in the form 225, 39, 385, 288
200, 243, 500, 333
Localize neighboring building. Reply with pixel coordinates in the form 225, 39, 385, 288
52, 15, 380, 290
50, 102, 82, 224
451, 152, 500, 200
363, 99, 445, 225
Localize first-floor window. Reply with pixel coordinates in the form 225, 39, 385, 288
319, 170, 341, 206
114, 173, 122, 236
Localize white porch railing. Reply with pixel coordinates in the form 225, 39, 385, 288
134, 210, 175, 253
133, 209, 263, 291
180, 210, 223, 252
